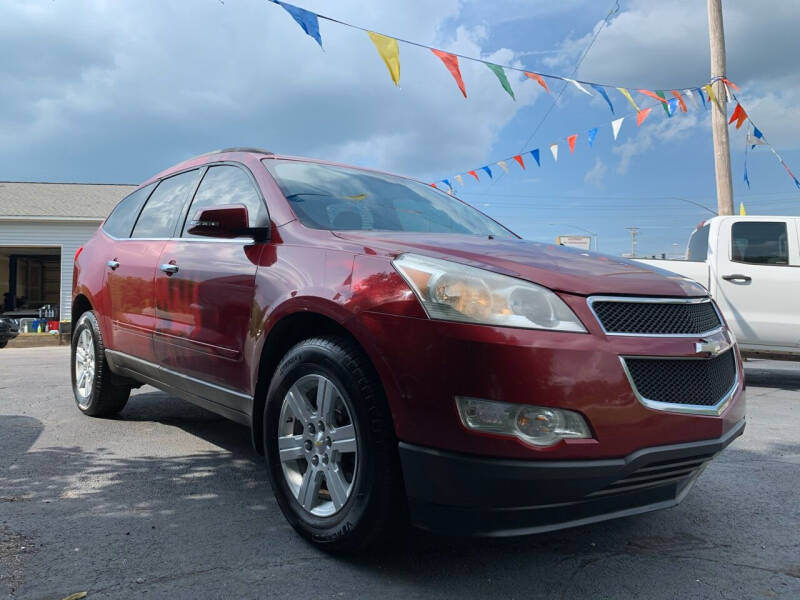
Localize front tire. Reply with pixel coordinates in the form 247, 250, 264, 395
264, 336, 402, 553
71, 311, 130, 417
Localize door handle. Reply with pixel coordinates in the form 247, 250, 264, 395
159, 263, 179, 275
722, 274, 751, 283
106, 260, 120, 270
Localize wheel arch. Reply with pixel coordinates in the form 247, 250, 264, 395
72, 293, 93, 326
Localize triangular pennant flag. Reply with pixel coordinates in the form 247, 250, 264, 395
567, 134, 578, 153
656, 90, 671, 116
744, 166, 750, 190
468, 170, 480, 182
753, 127, 764, 140
671, 90, 688, 113
368, 31, 400, 86
486, 63, 515, 100
587, 127, 598, 147
611, 117, 624, 140
454, 174, 464, 186
481, 165, 493, 179
429, 182, 437, 189
739, 201, 747, 215
696, 87, 707, 109
441, 178, 452, 191
729, 103, 748, 129
496, 160, 509, 174
617, 87, 640, 112
638, 89, 668, 104
702, 84, 716, 106
683, 88, 699, 109
565, 78, 592, 96
636, 107, 652, 126
550, 143, 559, 162
590, 84, 614, 113
722, 78, 740, 91
667, 97, 679, 117
274, 1, 323, 48
748, 127, 766, 149
524, 72, 550, 93
530, 149, 541, 167
513, 154, 525, 170
431, 49, 466, 98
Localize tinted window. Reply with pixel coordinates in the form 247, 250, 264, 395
687, 224, 710, 262
131, 170, 201, 239
182, 165, 267, 237
731, 221, 789, 265
263, 160, 515, 238
103, 183, 155, 238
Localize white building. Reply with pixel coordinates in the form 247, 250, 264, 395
0, 181, 135, 330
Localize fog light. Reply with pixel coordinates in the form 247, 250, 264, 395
455, 397, 591, 447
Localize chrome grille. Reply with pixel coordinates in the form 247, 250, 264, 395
589, 297, 721, 335
623, 349, 737, 411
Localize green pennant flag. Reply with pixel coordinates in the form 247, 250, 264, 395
486, 63, 515, 100
656, 90, 670, 117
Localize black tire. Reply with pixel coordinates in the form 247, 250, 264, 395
71, 311, 130, 417
264, 336, 403, 553
0, 340, 7, 349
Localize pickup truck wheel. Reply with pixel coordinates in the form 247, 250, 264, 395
71, 311, 130, 417
264, 336, 402, 553
0, 340, 6, 349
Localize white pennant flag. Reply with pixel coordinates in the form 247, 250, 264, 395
611, 117, 624, 140
549, 143, 559, 162
747, 130, 767, 147
723, 83, 733, 103
683, 88, 699, 109
454, 174, 464, 186
496, 160, 509, 174
565, 78, 592, 96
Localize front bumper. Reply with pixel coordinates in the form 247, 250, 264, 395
399, 418, 745, 537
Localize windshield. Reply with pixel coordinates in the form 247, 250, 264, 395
687, 224, 710, 261
263, 159, 516, 238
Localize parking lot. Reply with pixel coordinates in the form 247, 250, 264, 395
1, 346, 798, 599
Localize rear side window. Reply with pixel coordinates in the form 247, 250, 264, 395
181, 165, 267, 237
687, 224, 710, 262
132, 170, 201, 239
731, 221, 789, 265
103, 183, 155, 238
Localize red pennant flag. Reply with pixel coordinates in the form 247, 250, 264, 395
524, 71, 550, 94
729, 103, 748, 129
468, 170, 480, 182
670, 90, 688, 113
636, 107, 652, 126
721, 78, 739, 91
429, 182, 437, 188
431, 48, 467, 98
567, 134, 578, 153
513, 154, 525, 169
638, 89, 668, 104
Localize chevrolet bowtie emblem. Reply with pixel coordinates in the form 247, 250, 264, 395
695, 339, 728, 356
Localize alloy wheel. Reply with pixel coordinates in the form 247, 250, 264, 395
74, 328, 96, 406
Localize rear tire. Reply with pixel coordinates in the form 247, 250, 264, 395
0, 340, 7, 349
71, 311, 130, 417
264, 336, 403, 553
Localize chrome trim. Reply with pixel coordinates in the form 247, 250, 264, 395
587, 295, 724, 338
619, 350, 740, 417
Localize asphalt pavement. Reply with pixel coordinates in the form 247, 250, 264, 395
1, 347, 798, 599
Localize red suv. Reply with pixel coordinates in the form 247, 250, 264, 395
71, 148, 745, 551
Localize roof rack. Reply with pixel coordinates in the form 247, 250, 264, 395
208, 147, 274, 155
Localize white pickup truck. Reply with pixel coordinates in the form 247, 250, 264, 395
637, 215, 800, 360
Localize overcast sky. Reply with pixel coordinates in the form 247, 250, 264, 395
2, 0, 799, 255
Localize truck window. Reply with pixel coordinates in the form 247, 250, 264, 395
687, 224, 710, 261
731, 221, 789, 265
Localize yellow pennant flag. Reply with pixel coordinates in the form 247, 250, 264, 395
702, 84, 716, 105
368, 31, 400, 86
617, 87, 640, 112
739, 202, 746, 216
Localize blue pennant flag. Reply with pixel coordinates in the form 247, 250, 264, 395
481, 165, 493, 179
441, 178, 452, 190
753, 127, 763, 139
590, 84, 614, 113
667, 97, 679, 116
696, 87, 707, 109
587, 128, 598, 148
530, 148, 541, 167
274, 1, 323, 48
743, 164, 750, 189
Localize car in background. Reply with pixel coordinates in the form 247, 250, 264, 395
637, 215, 800, 360
0, 316, 20, 348
71, 148, 745, 552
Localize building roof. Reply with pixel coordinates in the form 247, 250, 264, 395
0, 181, 137, 221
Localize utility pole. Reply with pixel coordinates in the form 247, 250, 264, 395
707, 0, 734, 216
625, 227, 639, 258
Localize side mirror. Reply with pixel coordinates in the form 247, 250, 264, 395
187, 204, 264, 239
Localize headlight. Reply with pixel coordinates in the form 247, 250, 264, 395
392, 253, 586, 332
456, 397, 591, 446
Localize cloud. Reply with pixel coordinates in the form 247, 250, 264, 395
583, 158, 607, 188
613, 111, 706, 174
0, 0, 543, 183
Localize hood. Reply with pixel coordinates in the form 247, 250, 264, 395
334, 231, 707, 297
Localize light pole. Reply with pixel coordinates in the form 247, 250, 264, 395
625, 227, 639, 258
548, 223, 599, 252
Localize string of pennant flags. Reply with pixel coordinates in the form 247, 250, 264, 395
268, 0, 800, 194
